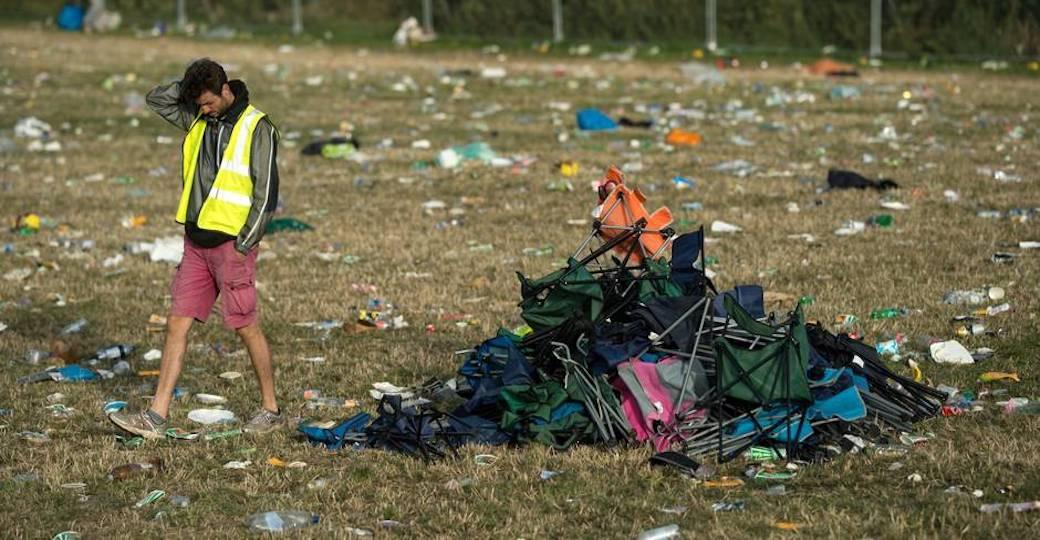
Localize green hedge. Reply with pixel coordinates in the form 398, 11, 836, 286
7, 0, 1039, 56
410, 0, 1040, 56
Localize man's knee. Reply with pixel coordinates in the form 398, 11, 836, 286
166, 315, 194, 338
235, 321, 262, 339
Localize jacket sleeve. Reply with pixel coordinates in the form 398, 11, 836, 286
146, 81, 197, 132
236, 118, 279, 254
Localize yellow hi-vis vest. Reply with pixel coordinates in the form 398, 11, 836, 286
176, 104, 266, 236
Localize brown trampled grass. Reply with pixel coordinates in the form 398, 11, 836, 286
1, 28, 1039, 538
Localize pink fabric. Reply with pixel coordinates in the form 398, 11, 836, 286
636, 358, 680, 452
611, 357, 694, 453
613, 376, 652, 441
170, 237, 258, 329
615, 357, 687, 452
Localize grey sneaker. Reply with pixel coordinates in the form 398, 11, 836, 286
108, 410, 165, 439
242, 408, 285, 435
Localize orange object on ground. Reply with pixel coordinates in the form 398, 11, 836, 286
665, 128, 702, 147
594, 166, 673, 263
807, 58, 858, 77
703, 476, 745, 488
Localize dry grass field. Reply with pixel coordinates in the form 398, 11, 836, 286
1, 27, 1039, 538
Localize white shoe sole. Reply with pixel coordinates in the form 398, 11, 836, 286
108, 414, 165, 439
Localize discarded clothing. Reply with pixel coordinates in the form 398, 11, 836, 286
807, 59, 858, 77
301, 137, 360, 157
827, 169, 899, 191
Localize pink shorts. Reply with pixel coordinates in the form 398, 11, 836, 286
170, 237, 259, 329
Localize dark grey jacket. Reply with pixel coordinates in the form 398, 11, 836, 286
146, 79, 278, 254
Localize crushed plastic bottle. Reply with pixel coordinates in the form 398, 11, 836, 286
976, 303, 1011, 317
436, 142, 498, 168
991, 252, 1016, 264
867, 214, 893, 228
108, 457, 164, 481
870, 307, 907, 320
60, 318, 88, 335
875, 339, 901, 357
134, 489, 165, 508
244, 511, 320, 533
1004, 401, 1040, 415
522, 245, 554, 257
25, 349, 48, 365
637, 524, 680, 540
82, 344, 135, 366
712, 501, 747, 512
306, 396, 347, 410
943, 287, 1005, 305
979, 501, 1040, 514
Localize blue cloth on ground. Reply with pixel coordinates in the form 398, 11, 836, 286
576, 108, 618, 131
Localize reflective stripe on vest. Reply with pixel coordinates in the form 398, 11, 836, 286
176, 104, 266, 237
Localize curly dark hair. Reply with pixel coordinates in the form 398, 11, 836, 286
179, 58, 227, 104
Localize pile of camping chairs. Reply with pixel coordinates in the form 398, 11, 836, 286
299, 166, 944, 466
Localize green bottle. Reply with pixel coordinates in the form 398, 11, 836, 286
870, 307, 904, 320
868, 214, 893, 227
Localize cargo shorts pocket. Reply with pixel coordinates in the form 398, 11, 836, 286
224, 275, 256, 317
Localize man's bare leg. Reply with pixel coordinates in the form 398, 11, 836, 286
237, 321, 278, 413
150, 315, 194, 418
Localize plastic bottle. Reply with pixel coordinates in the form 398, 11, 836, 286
244, 511, 320, 533
637, 524, 680, 540
203, 428, 242, 442
24, 349, 48, 365
107, 457, 164, 481
955, 324, 986, 337
522, 245, 554, 257
867, 214, 893, 227
869, 307, 906, 320
82, 344, 135, 366
869, 444, 910, 457
112, 360, 132, 376
943, 287, 1004, 305
1004, 401, 1040, 415
875, 339, 901, 356
976, 303, 1011, 317
60, 318, 88, 335
306, 396, 346, 410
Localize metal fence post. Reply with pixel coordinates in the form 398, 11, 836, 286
422, 0, 434, 34
552, 0, 564, 43
705, 0, 717, 52
292, 0, 303, 36
176, 0, 186, 30
870, 0, 882, 58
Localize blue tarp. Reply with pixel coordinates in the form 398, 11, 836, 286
576, 108, 618, 131
57, 3, 85, 31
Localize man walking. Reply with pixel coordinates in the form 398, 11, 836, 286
109, 59, 282, 437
